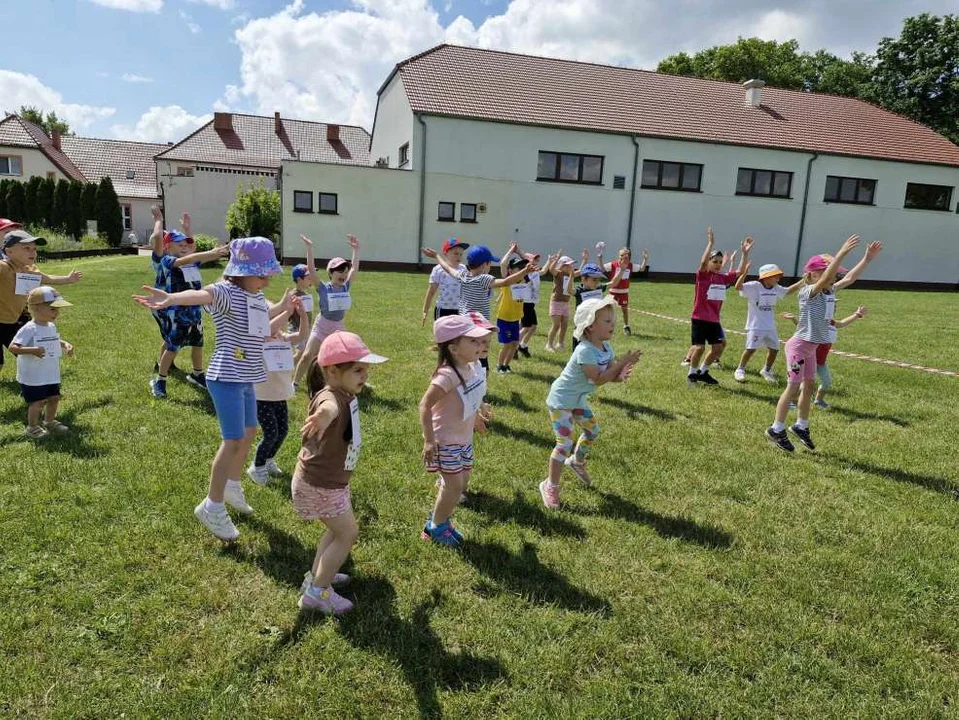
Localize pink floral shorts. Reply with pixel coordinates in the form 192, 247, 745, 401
291, 476, 352, 520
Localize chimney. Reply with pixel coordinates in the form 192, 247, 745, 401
51, 130, 61, 151
743, 79, 765, 107
326, 123, 340, 142
213, 112, 233, 131
274, 111, 282, 134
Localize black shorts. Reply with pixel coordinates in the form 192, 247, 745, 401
690, 319, 725, 346
435, 307, 459, 320
153, 313, 204, 352
21, 383, 61, 403
521, 302, 538, 328
0, 316, 28, 366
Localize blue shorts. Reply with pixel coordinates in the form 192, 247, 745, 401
497, 319, 520, 344
206, 379, 258, 440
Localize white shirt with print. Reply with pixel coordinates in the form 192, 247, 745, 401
12, 321, 62, 385
739, 281, 789, 332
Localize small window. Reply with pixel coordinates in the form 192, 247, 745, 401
736, 168, 793, 198
121, 204, 133, 231
904, 183, 952, 211
46, 171, 56, 181
398, 143, 410, 168
438, 201, 455, 222
293, 190, 313, 213
460, 203, 477, 223
126, 170, 136, 180
176, 166, 194, 177
318, 193, 338, 214
824, 175, 876, 205
0, 155, 22, 175
641, 160, 703, 192
536, 151, 604, 185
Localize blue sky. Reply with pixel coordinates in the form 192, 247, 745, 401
1, 0, 950, 143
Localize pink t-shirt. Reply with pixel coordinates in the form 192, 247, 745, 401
691, 269, 739, 323
429, 364, 480, 446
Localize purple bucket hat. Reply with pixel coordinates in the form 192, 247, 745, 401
224, 237, 283, 277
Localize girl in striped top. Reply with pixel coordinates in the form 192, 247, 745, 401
135, 237, 292, 542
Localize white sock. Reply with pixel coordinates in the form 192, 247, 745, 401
737, 365, 745, 371
226, 479, 241, 490
699, 364, 708, 374
796, 418, 809, 430
771, 421, 785, 432
203, 497, 225, 512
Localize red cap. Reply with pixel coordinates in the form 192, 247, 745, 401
0, 218, 22, 233
442, 237, 469, 254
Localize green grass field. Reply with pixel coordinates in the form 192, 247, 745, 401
2, 255, 958, 718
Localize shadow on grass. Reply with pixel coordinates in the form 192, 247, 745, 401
270, 576, 507, 720
489, 419, 550, 450
820, 452, 958, 497
225, 514, 315, 589
485, 390, 536, 414
717, 386, 913, 427
509, 369, 557, 385
467, 489, 586, 539
0, 396, 112, 458
598, 396, 676, 421
360, 385, 404, 412
575, 490, 734, 549
166, 389, 217, 416
461, 540, 610, 615
715, 385, 778, 407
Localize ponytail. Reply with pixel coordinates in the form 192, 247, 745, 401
436, 340, 466, 387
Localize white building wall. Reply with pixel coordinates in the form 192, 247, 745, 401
0, 146, 65, 182
120, 197, 159, 243
369, 76, 414, 169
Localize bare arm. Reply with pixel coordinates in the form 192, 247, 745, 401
499, 243, 517, 279
699, 227, 715, 271
290, 304, 310, 346
301, 399, 337, 439
812, 235, 859, 296
180, 212, 192, 238
346, 235, 360, 284
173, 245, 230, 267
422, 282, 439, 323
735, 263, 751, 291
133, 285, 214, 310
419, 383, 447, 464
834, 242, 882, 291
736, 237, 753, 277
785, 278, 805, 295
833, 305, 866, 329
150, 205, 163, 256
491, 263, 540, 289
581, 349, 643, 386
40, 269, 82, 285
301, 234, 316, 280
422, 247, 457, 277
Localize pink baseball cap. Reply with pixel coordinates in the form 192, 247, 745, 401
434, 314, 493, 343
327, 256, 350, 273
804, 253, 848, 274
523, 252, 540, 262
318, 331, 387, 366
465, 310, 495, 331
0, 218, 22, 233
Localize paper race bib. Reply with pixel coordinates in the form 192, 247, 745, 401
457, 373, 487, 421
180, 264, 202, 284
823, 296, 836, 321
263, 340, 294, 372
580, 288, 603, 302
706, 284, 727, 302
15, 273, 41, 296
327, 291, 352, 312
299, 294, 314, 313
246, 296, 271, 337
344, 397, 361, 471
510, 284, 531, 302
562, 275, 571, 295
621, 269, 630, 280
36, 334, 61, 359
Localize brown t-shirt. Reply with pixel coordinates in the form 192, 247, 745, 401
0, 260, 38, 324
293, 386, 356, 489
550, 271, 572, 302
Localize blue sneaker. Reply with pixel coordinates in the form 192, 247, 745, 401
420, 518, 461, 547
150, 377, 167, 399
422, 514, 464, 543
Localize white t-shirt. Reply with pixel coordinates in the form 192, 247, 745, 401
739, 281, 789, 331
430, 263, 467, 310
12, 321, 62, 385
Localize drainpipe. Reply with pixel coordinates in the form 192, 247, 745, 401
416, 114, 428, 267
626, 136, 640, 252
793, 152, 819, 276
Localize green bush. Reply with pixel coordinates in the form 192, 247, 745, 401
30, 226, 118, 254
225, 180, 279, 240
192, 234, 218, 253
80, 235, 110, 250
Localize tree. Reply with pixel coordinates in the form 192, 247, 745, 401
225, 180, 280, 240
81, 182, 98, 224
6, 182, 26, 222
18, 106, 72, 136
24, 176, 43, 225
67, 181, 84, 239
96, 177, 123, 247
52, 179, 71, 231
37, 177, 56, 227
0, 179, 10, 218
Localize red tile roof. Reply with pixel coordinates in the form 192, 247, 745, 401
154, 113, 371, 168
60, 136, 164, 199
0, 115, 87, 181
392, 45, 959, 168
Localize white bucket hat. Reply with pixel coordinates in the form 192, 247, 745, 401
573, 295, 617, 340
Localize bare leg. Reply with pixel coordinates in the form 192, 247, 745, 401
704, 340, 726, 365
547, 316, 561, 347
796, 379, 815, 422
620, 304, 629, 328
763, 349, 778, 371
774, 382, 801, 425
190, 346, 204, 373
293, 333, 322, 386
312, 510, 359, 586
738, 348, 756, 369
42, 397, 60, 423
27, 401, 42, 428
688, 345, 706, 368
558, 316, 569, 347
207, 438, 249, 502
548, 457, 564, 484
158, 348, 178, 375
520, 325, 536, 346
432, 471, 465, 525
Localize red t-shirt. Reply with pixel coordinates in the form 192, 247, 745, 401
691, 269, 738, 323
604, 261, 644, 293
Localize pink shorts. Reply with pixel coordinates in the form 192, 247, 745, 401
310, 316, 345, 343
549, 299, 570, 317
785, 336, 819, 382
291, 476, 352, 520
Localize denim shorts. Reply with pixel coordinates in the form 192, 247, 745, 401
206, 379, 258, 440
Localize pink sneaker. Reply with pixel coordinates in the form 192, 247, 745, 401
564, 457, 592, 486
298, 585, 354, 615
539, 479, 560, 509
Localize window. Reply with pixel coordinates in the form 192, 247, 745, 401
126, 170, 136, 180
46, 171, 56, 181
904, 182, 952, 211
536, 151, 605, 185
438, 201, 455, 221
460, 203, 477, 223
318, 193, 338, 214
0, 155, 23, 176
736, 168, 793, 198
641, 160, 703, 191
293, 190, 313, 213
121, 204, 132, 231
824, 175, 876, 205
398, 143, 410, 168
176, 166, 194, 177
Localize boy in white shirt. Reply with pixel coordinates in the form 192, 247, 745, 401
9, 286, 74, 438
734, 263, 802, 383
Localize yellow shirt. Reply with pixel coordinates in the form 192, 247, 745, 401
496, 286, 524, 322
0, 260, 37, 324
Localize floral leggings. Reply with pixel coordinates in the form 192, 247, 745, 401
549, 407, 600, 464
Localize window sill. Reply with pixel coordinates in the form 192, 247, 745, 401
437, 218, 456, 222
735, 192, 792, 200
317, 210, 339, 215
536, 178, 604, 186
640, 185, 702, 193
398, 161, 410, 169
460, 219, 477, 224
823, 200, 875, 206
293, 208, 314, 213
903, 205, 951, 212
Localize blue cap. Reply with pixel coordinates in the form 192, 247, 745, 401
466, 244, 496, 267
291, 263, 309, 281
164, 230, 190, 244
581, 263, 606, 278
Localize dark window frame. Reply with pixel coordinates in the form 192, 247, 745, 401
736, 167, 793, 199
536, 150, 605, 186
438, 201, 456, 222
823, 175, 876, 205
317, 192, 338, 215
398, 143, 410, 168
640, 159, 704, 192
903, 182, 953, 211
293, 190, 313, 213
460, 203, 478, 223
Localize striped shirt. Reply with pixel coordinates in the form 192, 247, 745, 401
794, 285, 837, 344
457, 271, 494, 319
204, 281, 269, 384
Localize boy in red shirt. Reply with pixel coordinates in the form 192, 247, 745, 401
600, 246, 649, 336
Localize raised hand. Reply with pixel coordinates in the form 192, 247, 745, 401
150, 205, 163, 221
422, 247, 438, 259
347, 234, 359, 250
856, 305, 867, 317
707, 226, 714, 244
865, 241, 882, 259
641, 248, 649, 263
66, 269, 83, 283
300, 234, 313, 247
839, 235, 860, 256
741, 236, 754, 254
581, 249, 589, 262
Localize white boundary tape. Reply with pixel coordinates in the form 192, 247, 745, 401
634, 309, 959, 379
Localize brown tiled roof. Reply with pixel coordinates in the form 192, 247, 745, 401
392, 45, 959, 168
0, 115, 87, 181
60, 136, 163, 199
155, 113, 371, 168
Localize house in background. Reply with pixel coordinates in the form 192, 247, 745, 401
154, 112, 372, 240
0, 114, 86, 184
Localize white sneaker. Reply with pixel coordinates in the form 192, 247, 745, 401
734, 367, 746, 382
264, 458, 283, 476
760, 368, 777, 384
194, 502, 239, 542
681, 359, 690, 367
246, 464, 270, 486
224, 482, 254, 515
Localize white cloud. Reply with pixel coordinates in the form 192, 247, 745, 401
0, 70, 115, 130
87, 0, 162, 11
111, 105, 212, 142
179, 9, 201, 34
189, 0, 235, 8
121, 73, 154, 83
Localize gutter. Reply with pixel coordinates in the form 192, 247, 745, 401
793, 152, 819, 276
626, 135, 640, 251
416, 114, 427, 267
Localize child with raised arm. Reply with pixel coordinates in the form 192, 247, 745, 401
292, 234, 360, 388
544, 251, 584, 352
289, 234, 316, 360
517, 251, 550, 358
422, 238, 469, 324
600, 246, 649, 335
148, 206, 230, 398
685, 229, 750, 386
540, 297, 642, 508
134, 237, 291, 542
494, 253, 542, 373
294, 332, 387, 614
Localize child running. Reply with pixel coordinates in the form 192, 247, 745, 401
8, 287, 75, 438
294, 331, 387, 614
419, 314, 495, 546
134, 237, 291, 541
685, 229, 751, 386
540, 296, 641, 508
292, 234, 360, 388
600, 246, 649, 335
422, 237, 468, 324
